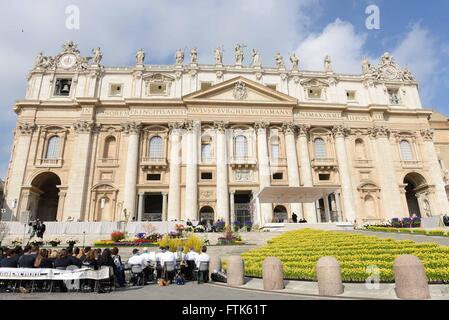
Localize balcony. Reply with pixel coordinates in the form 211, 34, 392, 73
230, 156, 257, 169
353, 159, 373, 168
37, 158, 63, 168
269, 157, 287, 167
311, 158, 338, 171
97, 158, 119, 167
140, 157, 168, 170
401, 160, 423, 169
200, 157, 216, 165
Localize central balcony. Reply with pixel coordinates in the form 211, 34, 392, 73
230, 156, 257, 169
140, 157, 168, 170
97, 158, 119, 167
311, 158, 338, 171
401, 160, 423, 169
37, 158, 63, 168
353, 159, 373, 168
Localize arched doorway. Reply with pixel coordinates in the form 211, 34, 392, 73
403, 173, 429, 218
273, 205, 288, 223
31, 172, 61, 221
199, 206, 215, 224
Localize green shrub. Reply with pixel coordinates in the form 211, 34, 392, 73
412, 229, 428, 235
427, 230, 446, 237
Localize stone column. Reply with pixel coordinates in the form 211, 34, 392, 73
167, 123, 183, 221
229, 191, 235, 227
256, 122, 272, 224
214, 121, 230, 224
5, 123, 36, 221
335, 192, 343, 222
121, 122, 141, 220
65, 121, 97, 221
421, 129, 449, 214
323, 195, 331, 222
297, 125, 317, 223
162, 192, 168, 221
370, 126, 404, 219
138, 192, 145, 221
282, 123, 302, 218
332, 126, 357, 223
184, 120, 199, 220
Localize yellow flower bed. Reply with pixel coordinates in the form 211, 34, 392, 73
241, 229, 449, 283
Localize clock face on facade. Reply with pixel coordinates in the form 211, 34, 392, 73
59, 54, 77, 69
383, 66, 398, 80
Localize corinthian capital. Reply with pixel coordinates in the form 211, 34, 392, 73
420, 129, 434, 142
214, 121, 229, 133
297, 124, 311, 137
73, 120, 98, 134
17, 122, 37, 135
332, 125, 350, 138
121, 121, 142, 134
368, 126, 390, 138
254, 121, 269, 131
282, 122, 297, 135
168, 122, 184, 132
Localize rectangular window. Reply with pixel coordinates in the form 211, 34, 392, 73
388, 88, 401, 105
149, 83, 167, 95
319, 174, 331, 181
109, 84, 123, 96
147, 174, 161, 181
346, 90, 356, 101
273, 172, 283, 180
54, 79, 72, 96
201, 82, 212, 90
201, 172, 213, 180
308, 88, 322, 99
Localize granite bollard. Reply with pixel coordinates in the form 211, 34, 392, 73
316, 256, 344, 296
262, 257, 284, 290
393, 255, 431, 300
227, 256, 245, 287
209, 255, 222, 278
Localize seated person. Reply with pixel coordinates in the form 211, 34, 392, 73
0, 249, 19, 268
18, 245, 37, 268
53, 249, 72, 269
160, 246, 176, 283
155, 246, 165, 280
184, 247, 198, 281
195, 246, 211, 282
140, 249, 156, 283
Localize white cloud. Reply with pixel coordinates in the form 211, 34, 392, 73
295, 19, 368, 73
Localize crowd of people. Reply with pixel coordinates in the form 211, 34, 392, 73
0, 243, 211, 293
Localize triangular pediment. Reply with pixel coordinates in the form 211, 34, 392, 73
183, 76, 297, 105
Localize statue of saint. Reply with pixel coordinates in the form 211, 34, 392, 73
251, 49, 261, 67
275, 53, 285, 69
190, 48, 198, 64
136, 48, 145, 65
290, 52, 299, 71
235, 44, 245, 65
324, 55, 333, 72
34, 52, 45, 68
362, 57, 371, 74
175, 48, 184, 65
214, 47, 223, 64
92, 47, 102, 65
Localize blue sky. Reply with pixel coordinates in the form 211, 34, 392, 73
0, 0, 448, 178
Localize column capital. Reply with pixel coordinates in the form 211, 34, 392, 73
213, 121, 229, 133
17, 122, 37, 135
162, 191, 169, 196
282, 122, 297, 135
368, 126, 390, 139
332, 125, 350, 138
121, 121, 142, 134
168, 121, 184, 133
297, 124, 311, 137
73, 120, 99, 134
184, 120, 201, 132
420, 129, 434, 142
254, 121, 270, 132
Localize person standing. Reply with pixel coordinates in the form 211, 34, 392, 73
292, 212, 298, 223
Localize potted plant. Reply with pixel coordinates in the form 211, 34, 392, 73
11, 238, 22, 246
47, 238, 61, 247
66, 238, 79, 247
194, 225, 205, 233
111, 231, 125, 242
29, 237, 44, 247
244, 220, 253, 232
233, 221, 241, 232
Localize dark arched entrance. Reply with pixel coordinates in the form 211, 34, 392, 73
31, 172, 61, 221
273, 205, 288, 223
199, 206, 214, 225
403, 173, 428, 218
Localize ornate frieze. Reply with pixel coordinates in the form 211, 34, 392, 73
420, 129, 434, 142
233, 80, 248, 100
17, 123, 37, 135
368, 126, 390, 138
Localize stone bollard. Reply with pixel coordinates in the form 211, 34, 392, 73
262, 257, 284, 290
316, 256, 344, 296
209, 255, 222, 278
227, 256, 245, 287
393, 255, 431, 300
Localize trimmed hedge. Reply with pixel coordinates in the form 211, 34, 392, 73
365, 226, 449, 237
241, 229, 449, 283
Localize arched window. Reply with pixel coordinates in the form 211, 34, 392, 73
149, 136, 163, 159
103, 136, 116, 159
235, 135, 248, 158
46, 136, 60, 159
270, 136, 280, 160
355, 139, 366, 160
400, 140, 413, 161
314, 138, 326, 159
